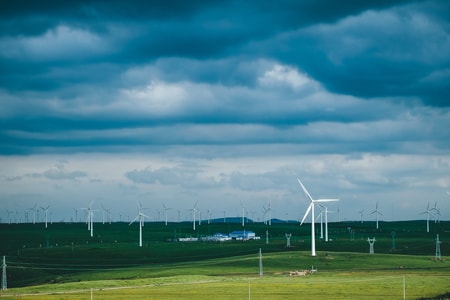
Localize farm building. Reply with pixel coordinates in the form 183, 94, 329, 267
201, 233, 231, 242
229, 230, 257, 240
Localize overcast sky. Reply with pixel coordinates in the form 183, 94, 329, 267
1, 0, 449, 224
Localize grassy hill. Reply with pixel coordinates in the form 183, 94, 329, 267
0, 220, 448, 297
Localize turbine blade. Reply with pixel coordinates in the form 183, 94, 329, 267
300, 203, 312, 225
297, 178, 313, 201
316, 199, 339, 203
129, 215, 139, 225
315, 213, 321, 222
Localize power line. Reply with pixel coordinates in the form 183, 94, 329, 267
1, 256, 6, 291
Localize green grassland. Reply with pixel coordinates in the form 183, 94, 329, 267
0, 220, 448, 299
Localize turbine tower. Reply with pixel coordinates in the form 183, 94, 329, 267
29, 204, 38, 224
420, 202, 433, 233
323, 205, 337, 242
73, 208, 78, 223
431, 202, 440, 224
162, 202, 172, 226
189, 201, 198, 230
80, 202, 96, 237
358, 210, 364, 223
317, 206, 324, 239
371, 202, 382, 229
297, 178, 339, 257
129, 203, 149, 247
240, 201, 245, 227
41, 205, 50, 228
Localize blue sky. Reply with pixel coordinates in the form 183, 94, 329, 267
1, 0, 449, 224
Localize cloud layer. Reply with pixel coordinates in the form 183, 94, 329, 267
0, 1, 449, 222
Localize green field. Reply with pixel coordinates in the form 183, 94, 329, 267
0, 220, 448, 299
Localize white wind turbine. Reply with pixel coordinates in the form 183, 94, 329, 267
371, 202, 382, 229
40, 205, 50, 228
73, 208, 79, 223
267, 200, 272, 226
240, 201, 245, 227
358, 210, 364, 223
322, 205, 337, 242
207, 209, 211, 224
29, 204, 38, 224
262, 206, 268, 225
316, 205, 324, 239
420, 202, 433, 233
162, 203, 172, 226
129, 203, 149, 247
80, 202, 96, 237
431, 202, 441, 223
189, 201, 198, 230
6, 210, 13, 224
298, 178, 339, 257
105, 208, 112, 224
101, 203, 108, 224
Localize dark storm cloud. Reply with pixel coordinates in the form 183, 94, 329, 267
0, 0, 449, 155
265, 2, 450, 106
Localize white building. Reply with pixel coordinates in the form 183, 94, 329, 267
229, 230, 256, 240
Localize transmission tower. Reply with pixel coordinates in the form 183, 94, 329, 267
285, 233, 292, 247
1, 256, 6, 291
435, 234, 441, 260
367, 237, 376, 254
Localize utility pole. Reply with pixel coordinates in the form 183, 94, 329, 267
259, 248, 263, 277
1, 256, 6, 291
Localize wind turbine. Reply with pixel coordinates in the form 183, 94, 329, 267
207, 209, 212, 224
371, 202, 382, 229
80, 202, 96, 237
105, 208, 112, 224
189, 201, 198, 230
430, 202, 440, 224
316, 205, 324, 239
73, 208, 79, 223
240, 201, 245, 227
40, 205, 50, 228
129, 203, 149, 247
420, 202, 433, 233
6, 210, 13, 224
29, 204, 38, 224
262, 206, 268, 225
162, 203, 172, 226
297, 178, 339, 257
358, 210, 364, 223
101, 203, 108, 224
323, 205, 336, 242
267, 200, 272, 226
